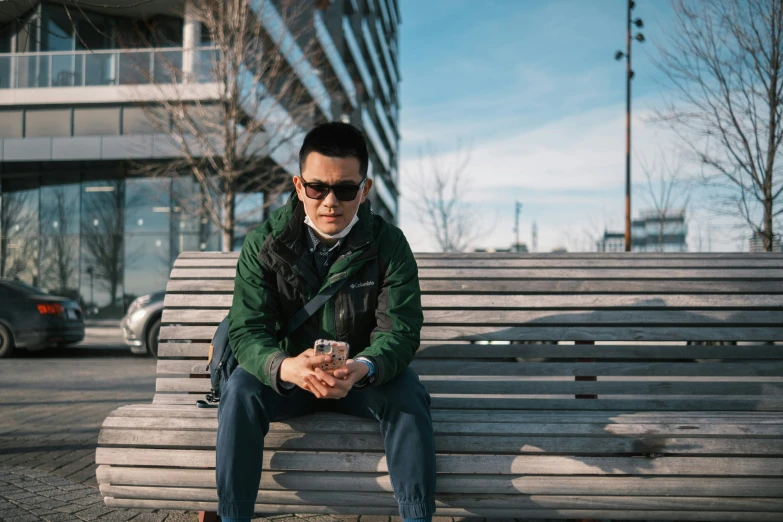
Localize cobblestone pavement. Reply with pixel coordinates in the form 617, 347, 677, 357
0, 330, 494, 522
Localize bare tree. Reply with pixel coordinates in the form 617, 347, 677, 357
557, 216, 614, 253
637, 152, 691, 252
129, 0, 325, 252
0, 190, 38, 281
410, 143, 482, 253
655, 0, 783, 251
80, 181, 141, 312
40, 187, 78, 296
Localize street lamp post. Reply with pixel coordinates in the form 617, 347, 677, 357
615, 0, 644, 252
86, 266, 94, 307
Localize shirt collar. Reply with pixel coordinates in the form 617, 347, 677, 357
305, 225, 343, 254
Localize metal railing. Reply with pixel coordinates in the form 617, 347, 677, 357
0, 47, 217, 89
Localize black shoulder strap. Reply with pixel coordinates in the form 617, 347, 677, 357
281, 277, 348, 339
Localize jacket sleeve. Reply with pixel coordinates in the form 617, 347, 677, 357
227, 231, 292, 395
355, 233, 423, 386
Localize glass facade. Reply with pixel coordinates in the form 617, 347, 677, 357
0, 163, 267, 319
0, 0, 402, 319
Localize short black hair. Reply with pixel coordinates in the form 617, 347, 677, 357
299, 121, 369, 179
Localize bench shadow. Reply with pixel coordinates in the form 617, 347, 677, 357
262, 300, 779, 516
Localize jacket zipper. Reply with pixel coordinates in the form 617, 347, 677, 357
336, 291, 344, 340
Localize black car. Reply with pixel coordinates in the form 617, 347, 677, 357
0, 279, 85, 357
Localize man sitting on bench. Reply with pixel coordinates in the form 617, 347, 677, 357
218, 122, 436, 522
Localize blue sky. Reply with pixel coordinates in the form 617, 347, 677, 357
395, 0, 745, 252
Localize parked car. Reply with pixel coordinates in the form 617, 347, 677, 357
121, 291, 164, 357
0, 279, 85, 358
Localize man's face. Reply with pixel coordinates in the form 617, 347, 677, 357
293, 152, 373, 237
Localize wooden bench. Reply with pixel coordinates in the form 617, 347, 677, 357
97, 251, 783, 521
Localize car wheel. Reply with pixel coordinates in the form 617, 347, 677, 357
146, 318, 161, 358
0, 324, 15, 358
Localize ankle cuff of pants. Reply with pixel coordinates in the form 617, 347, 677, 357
398, 498, 436, 519
217, 501, 255, 519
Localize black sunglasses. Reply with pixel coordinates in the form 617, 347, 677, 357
299, 177, 366, 201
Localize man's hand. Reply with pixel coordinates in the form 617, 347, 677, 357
304, 359, 370, 399
279, 349, 333, 391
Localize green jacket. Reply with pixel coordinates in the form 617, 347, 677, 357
227, 189, 423, 393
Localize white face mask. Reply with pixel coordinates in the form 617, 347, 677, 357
304, 210, 360, 241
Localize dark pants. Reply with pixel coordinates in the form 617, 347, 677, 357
216, 366, 437, 519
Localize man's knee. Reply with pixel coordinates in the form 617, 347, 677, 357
219, 367, 270, 424
368, 368, 431, 414
222, 367, 262, 401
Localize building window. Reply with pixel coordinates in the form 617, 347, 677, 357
81, 179, 125, 317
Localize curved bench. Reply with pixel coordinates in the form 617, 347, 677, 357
97, 252, 783, 521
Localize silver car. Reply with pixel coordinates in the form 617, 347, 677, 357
121, 291, 164, 357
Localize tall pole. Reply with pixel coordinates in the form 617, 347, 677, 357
624, 0, 632, 252
514, 201, 522, 252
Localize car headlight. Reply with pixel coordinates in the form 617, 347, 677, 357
130, 308, 148, 322
127, 294, 153, 316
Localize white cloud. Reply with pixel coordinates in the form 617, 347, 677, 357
398, 101, 744, 253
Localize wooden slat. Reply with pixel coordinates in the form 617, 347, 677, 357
165, 280, 234, 292
95, 448, 783, 475
97, 429, 783, 455
414, 258, 783, 268
419, 280, 783, 293
427, 396, 783, 411
418, 268, 783, 279
421, 294, 783, 308
421, 309, 783, 325
111, 405, 783, 424
162, 308, 783, 326
418, 325, 783, 342
413, 252, 783, 259
416, 343, 783, 359
174, 258, 239, 267
105, 501, 773, 518
151, 392, 783, 410
169, 267, 783, 280
175, 252, 238, 258
98, 486, 783, 512
163, 293, 783, 309
101, 416, 783, 436
157, 342, 783, 360
412, 361, 783, 377
95, 466, 783, 496
174, 257, 783, 268
159, 326, 215, 341
102, 499, 783, 521
170, 268, 235, 279
155, 361, 783, 379
163, 278, 783, 293
153, 361, 783, 396
157, 342, 210, 358
159, 324, 783, 343
164, 294, 234, 308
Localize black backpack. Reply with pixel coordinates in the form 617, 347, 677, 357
196, 278, 347, 408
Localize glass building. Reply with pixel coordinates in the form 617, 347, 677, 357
597, 209, 688, 252
0, 0, 401, 318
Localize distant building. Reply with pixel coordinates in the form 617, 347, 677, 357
597, 209, 688, 252
474, 242, 529, 253
749, 231, 783, 252
596, 231, 625, 252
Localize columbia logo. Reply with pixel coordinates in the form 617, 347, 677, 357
350, 281, 375, 289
